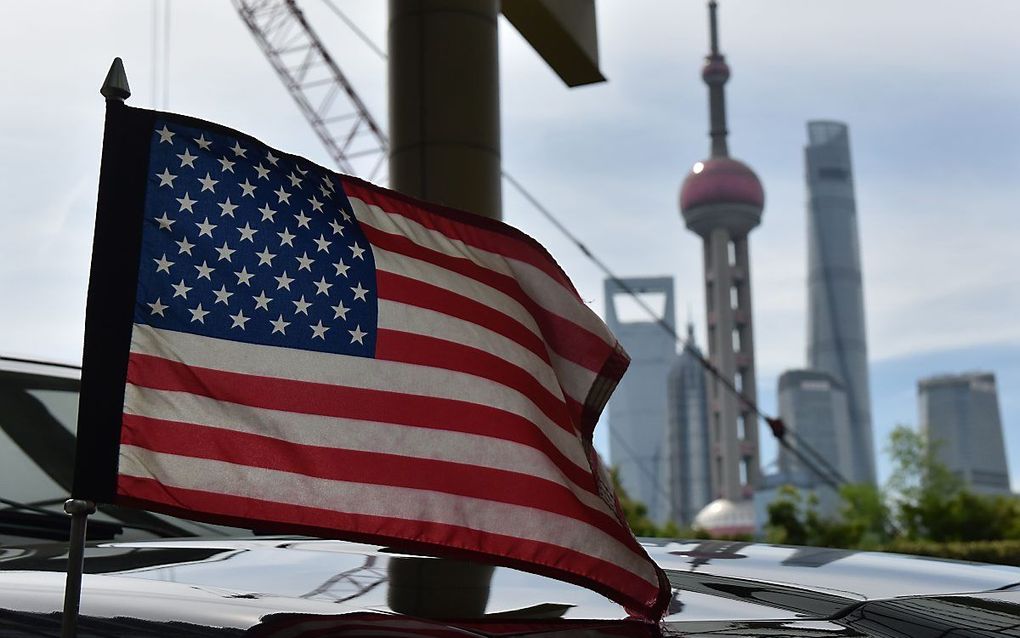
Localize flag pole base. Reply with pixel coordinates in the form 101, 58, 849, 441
60, 499, 96, 638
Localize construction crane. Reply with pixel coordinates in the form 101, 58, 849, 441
231, 0, 388, 180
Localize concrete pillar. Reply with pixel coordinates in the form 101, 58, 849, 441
388, 0, 502, 220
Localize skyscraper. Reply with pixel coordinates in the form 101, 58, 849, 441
777, 369, 853, 490
918, 372, 1011, 495
604, 276, 676, 524
805, 121, 875, 485
679, 1, 764, 511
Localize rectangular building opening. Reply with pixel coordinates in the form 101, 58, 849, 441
611, 291, 666, 324
727, 240, 737, 267
730, 284, 740, 311
732, 327, 742, 353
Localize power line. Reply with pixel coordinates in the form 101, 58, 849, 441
319, 0, 388, 60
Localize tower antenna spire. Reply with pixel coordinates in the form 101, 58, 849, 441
703, 1, 730, 157
708, 0, 720, 55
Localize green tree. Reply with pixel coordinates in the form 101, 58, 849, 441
608, 467, 682, 538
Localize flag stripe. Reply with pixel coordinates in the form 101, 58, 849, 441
116, 453, 661, 593
122, 385, 607, 514
120, 415, 637, 548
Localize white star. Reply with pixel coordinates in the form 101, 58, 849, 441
194, 261, 215, 280
235, 266, 254, 286
296, 165, 308, 175
350, 242, 366, 260
277, 228, 296, 247
215, 242, 235, 262
258, 203, 277, 222
218, 156, 236, 173
239, 179, 257, 198
153, 253, 173, 273
333, 259, 350, 277
218, 197, 238, 217
319, 182, 332, 197
197, 173, 219, 193
295, 252, 314, 271
157, 125, 175, 144
154, 212, 174, 231
171, 279, 192, 299
177, 148, 198, 168
270, 314, 290, 335
253, 290, 272, 311
328, 219, 345, 236
293, 295, 312, 315
175, 236, 195, 255
287, 172, 302, 188
313, 234, 332, 252
310, 320, 329, 340
339, 209, 352, 222
189, 303, 210, 324
254, 163, 271, 180
255, 246, 276, 266
351, 282, 369, 302
348, 325, 367, 345
321, 176, 334, 192
176, 192, 197, 213
308, 196, 323, 213
148, 298, 168, 316
294, 210, 311, 228
274, 186, 292, 204
238, 222, 258, 243
231, 141, 247, 157
265, 151, 279, 166
313, 276, 333, 296
274, 271, 294, 291
193, 134, 212, 150
229, 310, 250, 330
331, 300, 349, 320
196, 217, 217, 237
213, 284, 233, 305
155, 168, 177, 188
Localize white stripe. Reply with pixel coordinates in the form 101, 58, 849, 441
119, 446, 659, 588
123, 385, 613, 518
550, 350, 600, 407
378, 299, 564, 399
130, 324, 588, 468
351, 196, 615, 347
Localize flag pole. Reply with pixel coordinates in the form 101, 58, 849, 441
60, 57, 132, 638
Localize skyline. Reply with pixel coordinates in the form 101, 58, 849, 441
2, 1, 1018, 487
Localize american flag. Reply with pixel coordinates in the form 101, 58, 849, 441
75, 105, 669, 619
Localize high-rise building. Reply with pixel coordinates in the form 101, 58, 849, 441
777, 369, 853, 491
679, 1, 763, 519
662, 323, 712, 526
918, 373, 1011, 495
805, 121, 875, 485
604, 276, 677, 524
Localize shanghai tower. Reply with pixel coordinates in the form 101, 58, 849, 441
805, 121, 875, 485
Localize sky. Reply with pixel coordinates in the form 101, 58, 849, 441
2, 1, 1019, 488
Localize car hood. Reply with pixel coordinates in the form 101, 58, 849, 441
1, 537, 1019, 637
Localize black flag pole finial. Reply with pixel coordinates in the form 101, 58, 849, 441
100, 57, 131, 102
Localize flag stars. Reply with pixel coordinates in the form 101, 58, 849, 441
176, 192, 197, 213
238, 222, 258, 242
333, 259, 350, 277
148, 298, 168, 317
310, 320, 329, 340
328, 219, 345, 236
277, 228, 296, 247
215, 242, 235, 262
274, 271, 294, 291
229, 310, 250, 330
235, 266, 255, 286
196, 217, 217, 237
231, 141, 247, 158
189, 303, 210, 324
193, 134, 212, 150
253, 290, 272, 311
153, 254, 174, 274
218, 156, 236, 173
213, 285, 233, 305
175, 236, 195, 255
339, 209, 352, 222
255, 246, 276, 267
194, 261, 215, 280
265, 151, 279, 166
292, 295, 312, 315
309, 196, 323, 213
177, 148, 198, 168
172, 279, 192, 299
294, 211, 311, 228
348, 325, 367, 345
156, 125, 175, 144
254, 163, 271, 180
275, 186, 292, 204
218, 197, 238, 217
258, 203, 277, 222
313, 276, 333, 296
197, 173, 219, 193
287, 172, 302, 188
270, 315, 290, 335
296, 252, 314, 271
155, 168, 177, 188
331, 300, 349, 320
154, 212, 175, 231
350, 242, 366, 260
351, 282, 369, 302
239, 179, 257, 198
313, 234, 331, 252
319, 183, 332, 198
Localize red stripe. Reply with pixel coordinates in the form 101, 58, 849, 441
121, 415, 635, 548
342, 179, 580, 299
126, 353, 592, 491
116, 475, 663, 614
367, 223, 616, 374
376, 272, 551, 365
375, 328, 572, 432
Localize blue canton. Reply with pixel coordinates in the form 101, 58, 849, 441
135, 120, 378, 357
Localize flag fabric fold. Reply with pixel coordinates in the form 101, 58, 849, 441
75, 103, 670, 619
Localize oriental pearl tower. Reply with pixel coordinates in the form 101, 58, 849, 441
681, 1, 763, 534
